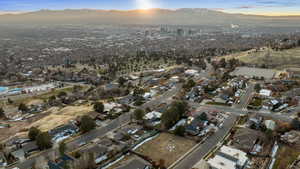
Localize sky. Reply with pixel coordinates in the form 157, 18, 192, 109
0, 0, 300, 16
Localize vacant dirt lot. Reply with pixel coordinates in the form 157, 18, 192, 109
29, 104, 92, 131
136, 133, 196, 167
0, 121, 29, 143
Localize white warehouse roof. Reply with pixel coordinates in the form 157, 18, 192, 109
208, 146, 248, 169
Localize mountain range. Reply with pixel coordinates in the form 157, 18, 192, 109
0, 8, 300, 26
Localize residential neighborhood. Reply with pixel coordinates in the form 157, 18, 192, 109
0, 5, 300, 169
0, 56, 299, 169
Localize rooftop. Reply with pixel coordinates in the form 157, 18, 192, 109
208, 146, 248, 169
115, 158, 151, 169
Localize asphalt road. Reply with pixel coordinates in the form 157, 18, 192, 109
280, 106, 300, 118
233, 83, 255, 110
9, 82, 183, 169
172, 114, 238, 169
141, 83, 183, 109
67, 112, 131, 150
170, 81, 292, 169
189, 102, 293, 122
8, 76, 294, 169
68, 83, 183, 149
10, 112, 132, 169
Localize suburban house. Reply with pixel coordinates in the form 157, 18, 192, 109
185, 117, 207, 136
280, 130, 300, 145
118, 95, 135, 105
115, 157, 152, 169
259, 89, 272, 97
10, 140, 39, 161
103, 102, 122, 113
48, 154, 75, 169
247, 116, 264, 130
144, 111, 162, 122
232, 128, 267, 153
111, 131, 126, 142
21, 141, 39, 156
264, 120, 276, 130
186, 86, 204, 102
79, 145, 109, 164
11, 149, 25, 162
122, 125, 143, 136
49, 124, 79, 143
185, 69, 199, 76
143, 90, 157, 99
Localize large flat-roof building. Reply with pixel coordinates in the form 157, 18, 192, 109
207, 146, 248, 169
231, 67, 277, 80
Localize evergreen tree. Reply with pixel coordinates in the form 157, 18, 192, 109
80, 115, 96, 133
28, 127, 41, 140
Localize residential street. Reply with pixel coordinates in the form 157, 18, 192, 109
172, 114, 238, 169
233, 83, 255, 110
189, 102, 292, 122
9, 83, 183, 169
141, 83, 183, 109
7, 71, 295, 169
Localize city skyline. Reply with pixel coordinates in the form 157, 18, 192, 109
0, 0, 300, 16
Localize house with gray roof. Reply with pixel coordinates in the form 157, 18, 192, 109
79, 145, 108, 164
115, 158, 152, 169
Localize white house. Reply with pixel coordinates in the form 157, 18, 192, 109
185, 69, 199, 76
265, 120, 276, 130
144, 111, 162, 120
104, 102, 121, 112
259, 89, 272, 97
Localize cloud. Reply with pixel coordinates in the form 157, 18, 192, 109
211, 8, 225, 11
0, 11, 26, 15
234, 0, 300, 10
236, 6, 257, 9
255, 0, 298, 7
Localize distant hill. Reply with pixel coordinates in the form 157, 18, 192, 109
0, 8, 300, 26
222, 47, 300, 69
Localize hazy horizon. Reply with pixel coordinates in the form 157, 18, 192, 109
1, 0, 300, 16
1, 7, 300, 17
